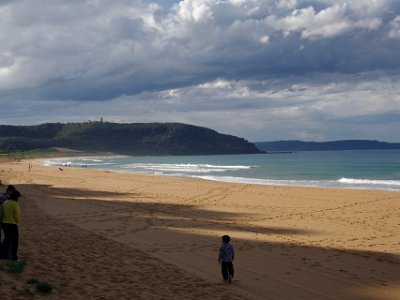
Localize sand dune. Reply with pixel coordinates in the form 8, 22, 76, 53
0, 159, 399, 299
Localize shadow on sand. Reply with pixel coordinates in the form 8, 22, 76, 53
14, 183, 400, 300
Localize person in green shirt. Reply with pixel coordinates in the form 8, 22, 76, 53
0, 190, 21, 260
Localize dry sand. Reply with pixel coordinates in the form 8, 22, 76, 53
0, 159, 399, 299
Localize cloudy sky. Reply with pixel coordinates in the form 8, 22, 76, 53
0, 0, 399, 142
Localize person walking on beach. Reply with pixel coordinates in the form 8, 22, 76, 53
0, 190, 21, 260
218, 235, 235, 283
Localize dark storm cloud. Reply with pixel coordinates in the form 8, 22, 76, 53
1, 0, 399, 101
0, 0, 399, 141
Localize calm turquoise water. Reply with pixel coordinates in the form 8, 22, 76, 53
42, 150, 400, 191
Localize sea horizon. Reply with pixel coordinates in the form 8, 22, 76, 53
41, 149, 400, 192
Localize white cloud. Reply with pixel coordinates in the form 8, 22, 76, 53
259, 35, 269, 43
266, 3, 383, 39
277, 0, 297, 10
389, 15, 400, 38
174, 0, 213, 23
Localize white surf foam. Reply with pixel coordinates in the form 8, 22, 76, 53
338, 177, 400, 186
193, 176, 400, 191
41, 158, 114, 167
121, 163, 251, 173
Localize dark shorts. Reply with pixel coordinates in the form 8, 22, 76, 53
221, 261, 234, 280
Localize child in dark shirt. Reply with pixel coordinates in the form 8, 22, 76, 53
218, 235, 235, 283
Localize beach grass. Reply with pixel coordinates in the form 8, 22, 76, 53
6, 260, 27, 274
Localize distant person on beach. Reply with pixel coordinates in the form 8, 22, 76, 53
218, 235, 235, 283
0, 190, 21, 260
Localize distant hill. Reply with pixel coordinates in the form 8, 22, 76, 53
255, 140, 400, 152
0, 122, 261, 155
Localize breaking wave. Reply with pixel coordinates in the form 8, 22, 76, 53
121, 163, 251, 173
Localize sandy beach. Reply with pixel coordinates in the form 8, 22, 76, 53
0, 158, 399, 299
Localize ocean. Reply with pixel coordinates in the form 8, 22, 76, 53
41, 149, 400, 192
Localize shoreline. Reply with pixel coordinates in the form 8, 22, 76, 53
35, 156, 400, 193
0, 159, 399, 299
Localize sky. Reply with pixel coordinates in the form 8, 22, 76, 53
0, 0, 399, 142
